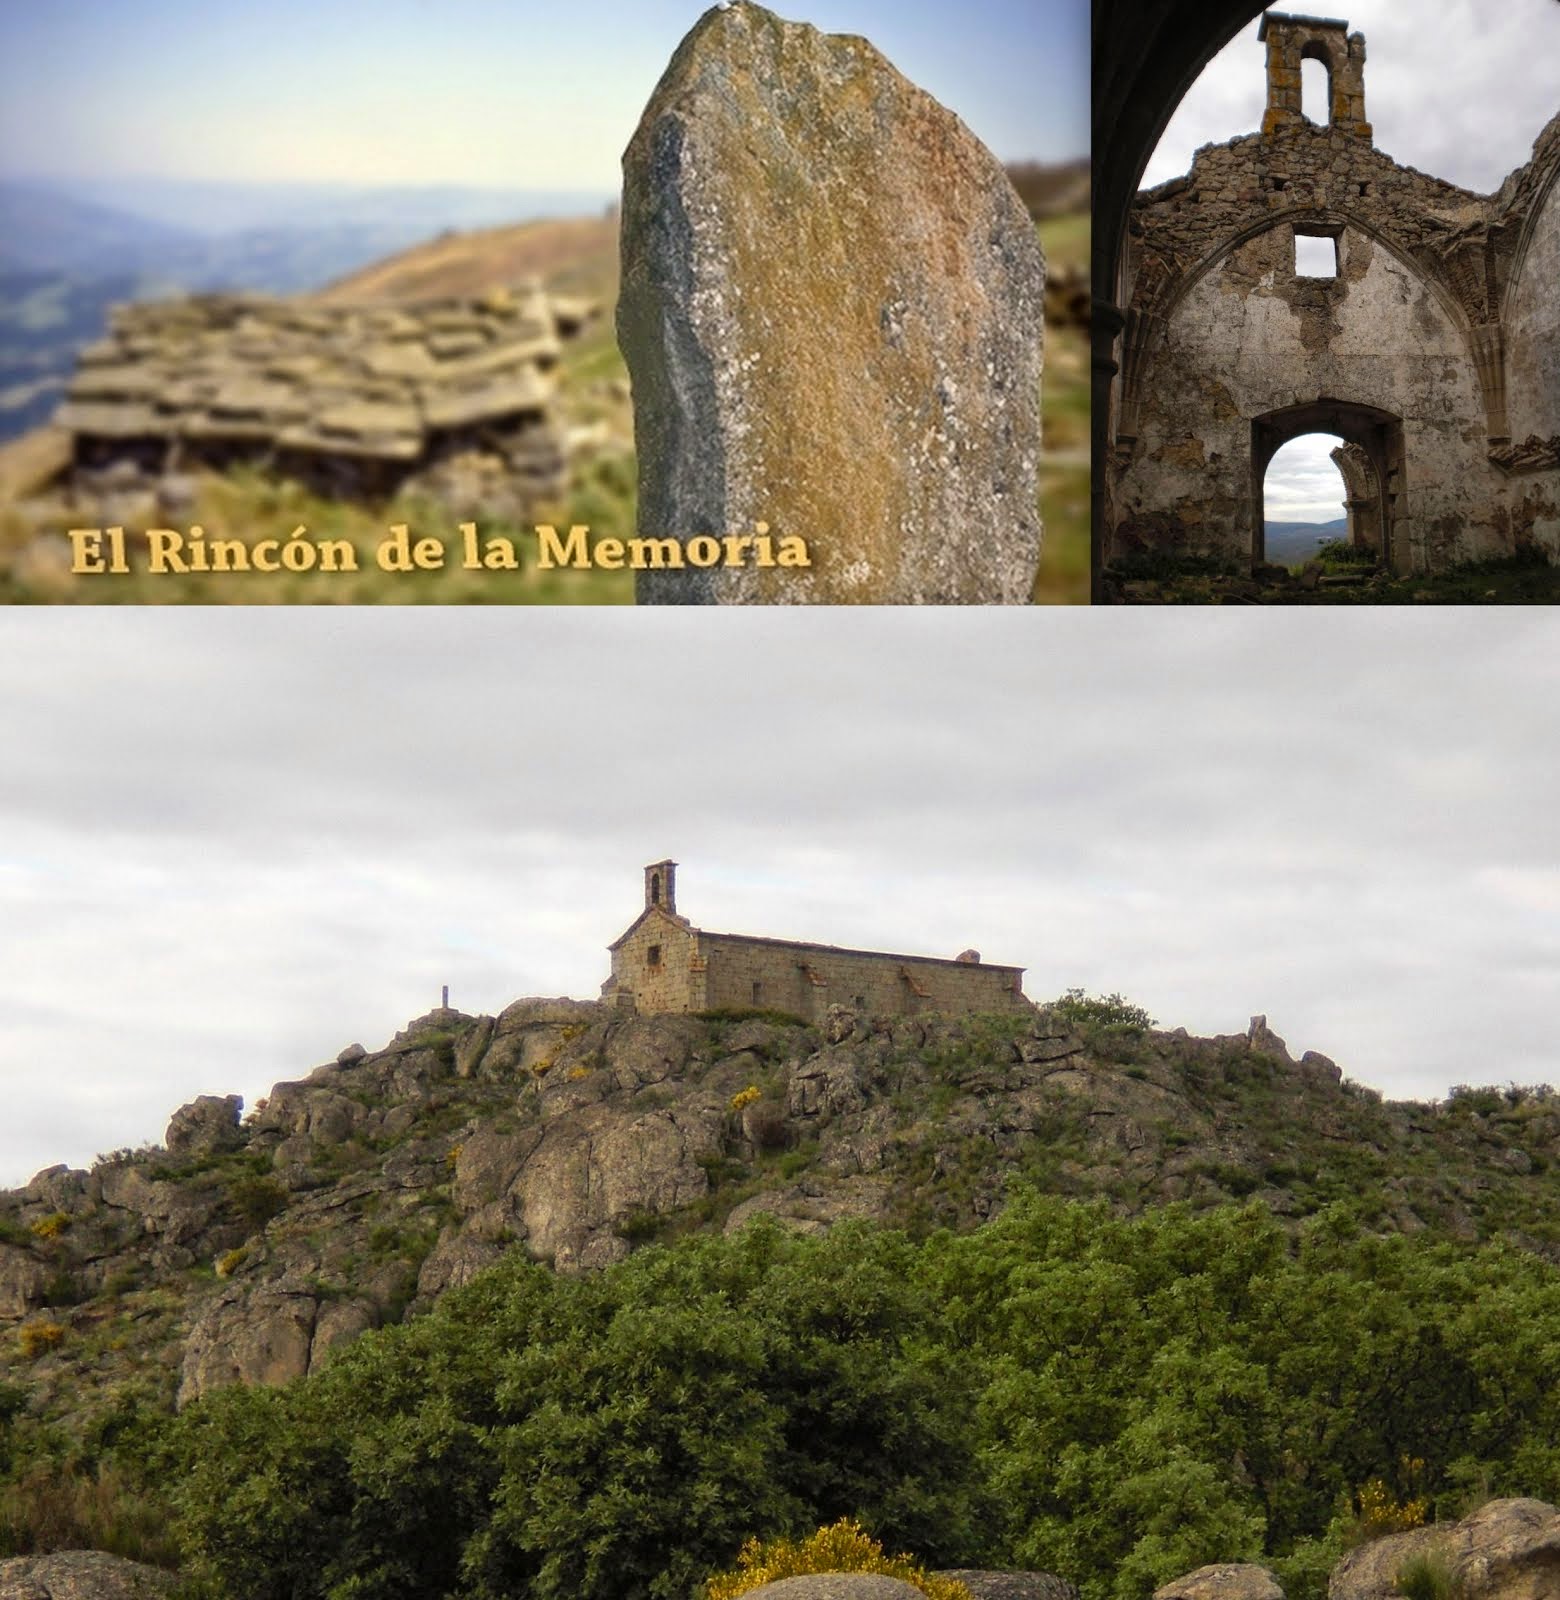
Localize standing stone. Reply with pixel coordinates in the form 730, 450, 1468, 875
619, 2, 1044, 603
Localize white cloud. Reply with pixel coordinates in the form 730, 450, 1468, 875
3, 610, 1560, 1187
1143, 0, 1560, 192
1264, 434, 1349, 523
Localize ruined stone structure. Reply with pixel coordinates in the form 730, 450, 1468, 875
602, 861, 1027, 1018
618, 2, 1044, 603
1105, 12, 1560, 573
54, 283, 598, 511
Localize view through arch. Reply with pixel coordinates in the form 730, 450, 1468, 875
1261, 434, 1347, 567
1252, 401, 1402, 571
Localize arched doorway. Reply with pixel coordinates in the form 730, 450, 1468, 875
1261, 434, 1347, 567
1251, 400, 1404, 571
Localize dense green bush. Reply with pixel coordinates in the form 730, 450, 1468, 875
5, 1193, 1559, 1599
166, 1221, 982, 1600
1049, 989, 1156, 1035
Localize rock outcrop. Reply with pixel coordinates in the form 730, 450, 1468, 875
4, 995, 1559, 1420
1329, 1497, 1560, 1600
939, 1572, 1078, 1599
164, 1093, 243, 1156
1327, 1527, 1442, 1600
1153, 1565, 1285, 1600
618, 2, 1044, 604
0, 1551, 174, 1599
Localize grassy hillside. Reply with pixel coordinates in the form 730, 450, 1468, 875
1033, 210, 1089, 606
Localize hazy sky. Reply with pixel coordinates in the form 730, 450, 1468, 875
1143, 0, 1560, 192
0, 0, 1086, 195
2, 609, 1558, 1190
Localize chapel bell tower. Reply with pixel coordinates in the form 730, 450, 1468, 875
1259, 12, 1372, 143
644, 859, 678, 915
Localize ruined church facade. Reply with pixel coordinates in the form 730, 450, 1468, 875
603, 861, 1027, 1019
1106, 12, 1560, 573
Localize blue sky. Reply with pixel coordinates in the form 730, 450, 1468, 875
0, 0, 1086, 194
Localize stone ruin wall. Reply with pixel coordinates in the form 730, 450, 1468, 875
1506, 138, 1560, 450
608, 917, 702, 1016
700, 936, 1025, 1020
1109, 32, 1560, 573
53, 283, 599, 518
609, 921, 1025, 1021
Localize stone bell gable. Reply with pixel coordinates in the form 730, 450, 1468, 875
603, 860, 1027, 1019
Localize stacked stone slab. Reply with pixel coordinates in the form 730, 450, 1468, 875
54, 284, 598, 508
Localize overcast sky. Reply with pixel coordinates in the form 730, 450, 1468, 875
1265, 436, 1349, 525
1143, 0, 1560, 527
1143, 0, 1560, 193
2, 609, 1557, 1189
0, 0, 1084, 196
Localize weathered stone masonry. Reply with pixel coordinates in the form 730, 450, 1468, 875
1106, 11, 1560, 573
603, 860, 1027, 1018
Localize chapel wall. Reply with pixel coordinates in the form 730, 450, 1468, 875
611, 919, 701, 1014
700, 938, 1024, 1020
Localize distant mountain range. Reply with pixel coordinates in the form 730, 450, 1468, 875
0, 179, 615, 278
0, 179, 615, 447
1265, 516, 1347, 566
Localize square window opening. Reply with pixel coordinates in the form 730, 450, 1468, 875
1294, 231, 1339, 278
647, 944, 661, 968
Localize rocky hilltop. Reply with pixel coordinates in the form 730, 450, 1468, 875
3, 995, 1557, 1423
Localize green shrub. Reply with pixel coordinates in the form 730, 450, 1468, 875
1313, 538, 1377, 572
697, 1007, 811, 1028
779, 1143, 818, 1179
1395, 1549, 1457, 1600
1446, 1086, 1503, 1117
1049, 989, 1155, 1035
226, 1175, 287, 1231
101, 1266, 144, 1297
14, 1192, 1554, 1600
614, 1208, 667, 1243
0, 1462, 179, 1565
40, 1272, 82, 1308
